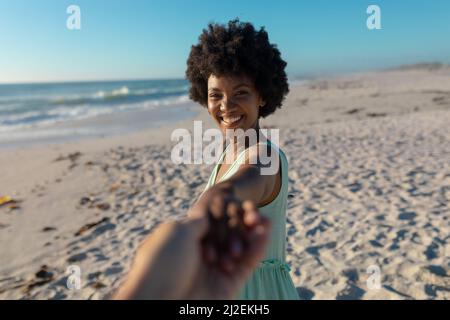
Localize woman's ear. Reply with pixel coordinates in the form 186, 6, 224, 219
259, 95, 266, 107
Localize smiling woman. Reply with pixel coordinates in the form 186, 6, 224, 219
185, 19, 299, 300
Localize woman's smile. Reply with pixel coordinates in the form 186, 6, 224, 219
219, 114, 245, 127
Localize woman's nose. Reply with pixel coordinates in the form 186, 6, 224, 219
220, 97, 236, 112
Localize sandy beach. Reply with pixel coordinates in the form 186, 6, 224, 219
1, 65, 449, 299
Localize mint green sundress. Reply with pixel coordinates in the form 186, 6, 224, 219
201, 139, 300, 300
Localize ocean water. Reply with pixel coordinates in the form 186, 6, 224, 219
0, 79, 196, 147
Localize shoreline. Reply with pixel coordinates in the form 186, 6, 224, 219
0, 101, 199, 150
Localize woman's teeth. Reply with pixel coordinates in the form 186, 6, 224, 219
222, 115, 242, 124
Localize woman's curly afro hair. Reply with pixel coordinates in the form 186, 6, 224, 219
185, 18, 289, 118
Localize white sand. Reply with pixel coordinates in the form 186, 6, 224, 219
1, 65, 449, 299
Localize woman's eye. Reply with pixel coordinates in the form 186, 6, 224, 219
209, 94, 221, 99
236, 91, 248, 96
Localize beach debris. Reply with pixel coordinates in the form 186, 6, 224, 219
91, 281, 107, 289
344, 108, 362, 115
20, 265, 55, 295
432, 96, 446, 104
79, 195, 110, 211
54, 151, 82, 162
79, 196, 94, 205
35, 265, 54, 280
0, 195, 13, 206
95, 203, 110, 211
42, 226, 57, 232
7, 204, 21, 211
366, 112, 387, 118
0, 195, 19, 207
0, 196, 22, 212
74, 217, 110, 236
109, 183, 120, 192
54, 151, 83, 170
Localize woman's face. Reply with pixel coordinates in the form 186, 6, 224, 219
207, 74, 265, 133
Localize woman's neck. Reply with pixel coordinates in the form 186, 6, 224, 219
223, 121, 261, 161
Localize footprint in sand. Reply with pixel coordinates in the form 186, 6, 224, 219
425, 284, 450, 298
336, 283, 365, 300
342, 268, 359, 283
67, 252, 87, 263
398, 211, 417, 220
287, 222, 297, 237
305, 241, 337, 256
346, 181, 363, 193
104, 265, 123, 276
296, 287, 315, 300
425, 265, 448, 277
424, 240, 441, 260
417, 265, 450, 298
389, 229, 408, 251
305, 219, 332, 238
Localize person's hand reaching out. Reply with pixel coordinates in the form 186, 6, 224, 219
113, 199, 270, 300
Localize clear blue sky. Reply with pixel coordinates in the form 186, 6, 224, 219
1, 0, 449, 83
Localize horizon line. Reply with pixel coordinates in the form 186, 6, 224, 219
1, 62, 447, 86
